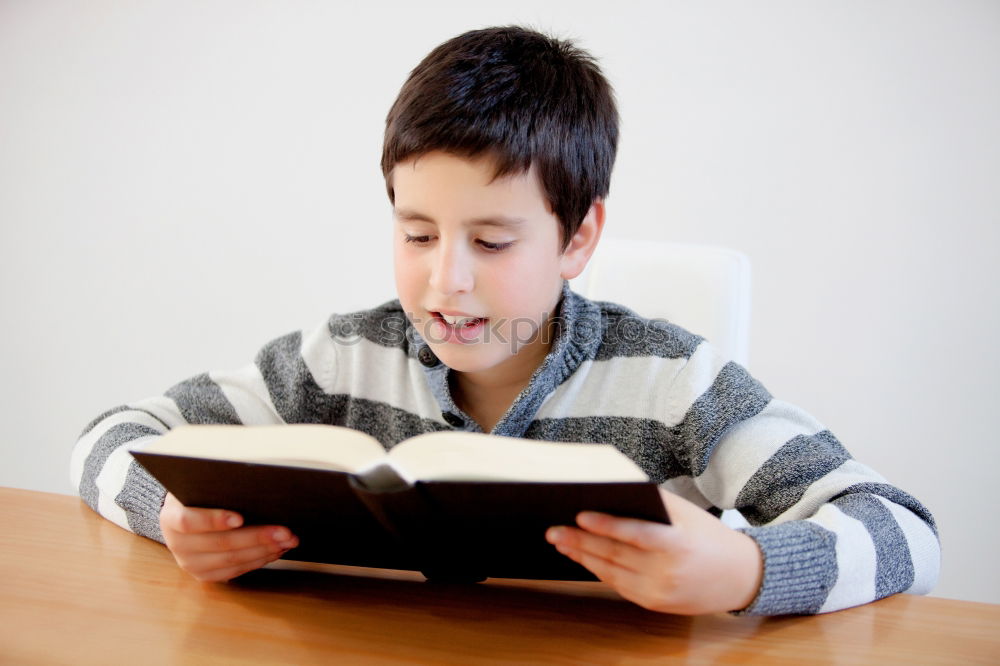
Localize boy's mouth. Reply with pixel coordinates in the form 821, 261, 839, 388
429, 311, 489, 343
434, 312, 487, 328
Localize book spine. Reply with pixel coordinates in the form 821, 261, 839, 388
348, 478, 486, 583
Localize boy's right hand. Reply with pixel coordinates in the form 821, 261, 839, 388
159, 492, 299, 582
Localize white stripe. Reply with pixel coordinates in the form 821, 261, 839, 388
876, 496, 940, 595
70, 408, 173, 491
210, 363, 282, 425
300, 324, 443, 422
95, 434, 159, 532
536, 354, 695, 421
697, 399, 826, 508
300, 320, 338, 391
663, 341, 732, 424
720, 509, 750, 529
813, 503, 878, 613
129, 396, 187, 429
658, 475, 713, 510
658, 478, 749, 527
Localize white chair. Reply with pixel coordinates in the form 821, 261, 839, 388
572, 238, 753, 528
572, 238, 752, 367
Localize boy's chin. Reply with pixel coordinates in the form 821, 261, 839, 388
430, 344, 514, 375
433, 347, 496, 372
431, 336, 551, 378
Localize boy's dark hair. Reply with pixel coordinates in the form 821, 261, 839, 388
381, 26, 619, 249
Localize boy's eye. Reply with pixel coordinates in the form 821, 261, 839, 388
403, 234, 514, 253
477, 240, 515, 252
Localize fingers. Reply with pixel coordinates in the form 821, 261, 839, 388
161, 493, 243, 534
547, 493, 768, 615
575, 511, 673, 551
546, 523, 649, 573
166, 523, 299, 582
178, 540, 294, 582
545, 512, 677, 600
543, 511, 674, 571
197, 553, 292, 583
160, 493, 298, 582
179, 525, 296, 554
551, 537, 646, 591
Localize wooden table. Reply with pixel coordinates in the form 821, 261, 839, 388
2, 487, 997, 664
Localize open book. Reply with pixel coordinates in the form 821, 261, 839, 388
131, 425, 669, 582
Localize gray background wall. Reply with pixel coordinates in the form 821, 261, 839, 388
2, 1, 997, 605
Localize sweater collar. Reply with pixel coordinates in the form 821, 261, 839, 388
410, 282, 603, 436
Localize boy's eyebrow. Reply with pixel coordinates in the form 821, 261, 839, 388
394, 208, 526, 229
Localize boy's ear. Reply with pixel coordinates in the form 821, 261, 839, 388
559, 200, 606, 280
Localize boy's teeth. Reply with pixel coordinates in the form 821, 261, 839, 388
440, 314, 481, 326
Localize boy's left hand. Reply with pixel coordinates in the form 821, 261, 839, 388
545, 489, 764, 615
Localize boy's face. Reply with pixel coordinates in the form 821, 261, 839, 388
391, 151, 576, 383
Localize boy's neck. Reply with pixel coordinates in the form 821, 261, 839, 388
450, 319, 556, 433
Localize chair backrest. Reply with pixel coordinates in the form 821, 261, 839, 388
571, 239, 752, 367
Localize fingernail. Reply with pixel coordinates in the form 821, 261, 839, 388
577, 512, 598, 528
272, 527, 290, 541
227, 514, 242, 528
546, 527, 563, 544
279, 537, 298, 549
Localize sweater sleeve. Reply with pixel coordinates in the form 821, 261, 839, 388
661, 341, 940, 615
69, 324, 332, 542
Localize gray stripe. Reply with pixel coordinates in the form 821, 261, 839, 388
833, 491, 915, 600
128, 407, 171, 432
739, 520, 838, 615
120, 461, 167, 542
831, 482, 938, 538
255, 331, 321, 424
525, 417, 686, 483
328, 303, 412, 350
667, 362, 772, 476
328, 292, 704, 363
78, 405, 132, 438
332, 289, 706, 447
735, 431, 851, 525
79, 422, 161, 510
166, 373, 241, 425
330, 395, 451, 449
254, 330, 450, 443
589, 309, 703, 361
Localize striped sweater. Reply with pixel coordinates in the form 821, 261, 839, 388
70, 284, 940, 615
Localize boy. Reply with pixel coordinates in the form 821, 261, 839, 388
71, 26, 939, 615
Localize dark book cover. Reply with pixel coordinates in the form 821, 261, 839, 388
131, 451, 670, 582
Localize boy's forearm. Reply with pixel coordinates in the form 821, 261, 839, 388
71, 375, 249, 538
672, 356, 940, 615
71, 334, 301, 538
71, 403, 173, 541
735, 490, 940, 615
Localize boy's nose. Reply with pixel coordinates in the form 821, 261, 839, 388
428, 242, 474, 295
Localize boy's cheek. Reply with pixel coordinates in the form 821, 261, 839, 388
393, 269, 423, 313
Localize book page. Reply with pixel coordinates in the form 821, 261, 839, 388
384, 431, 649, 484
133, 424, 387, 473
